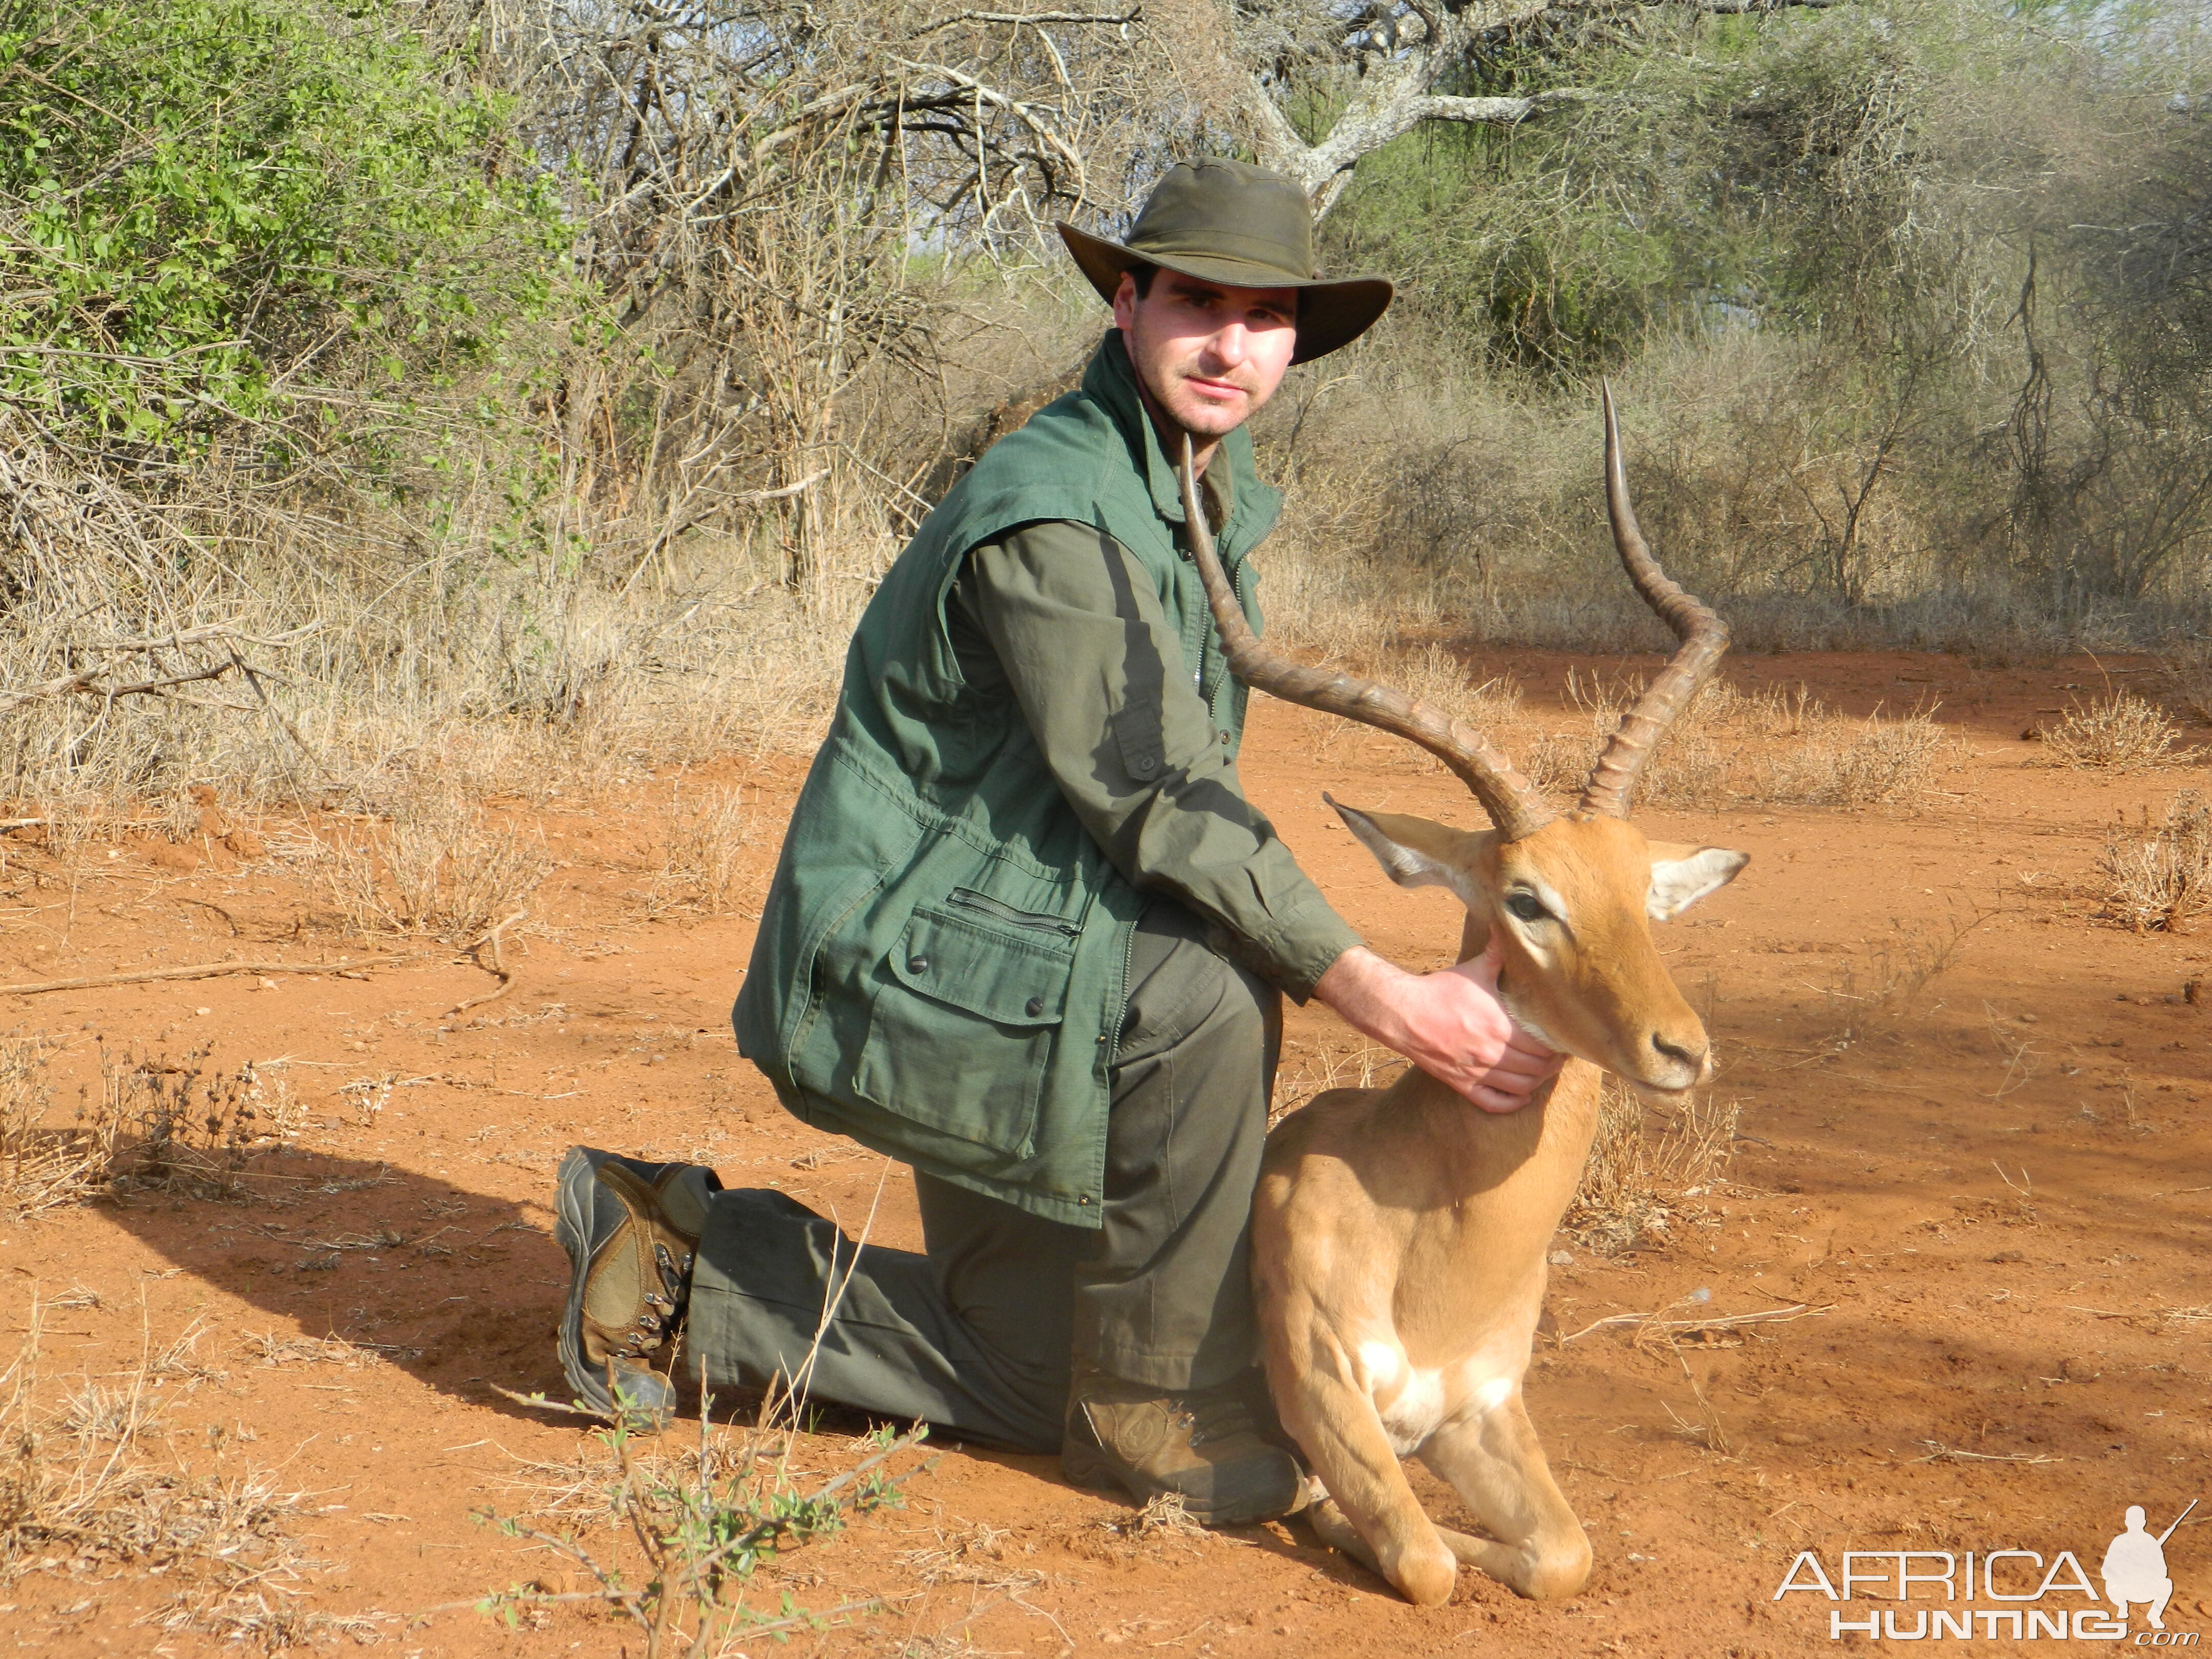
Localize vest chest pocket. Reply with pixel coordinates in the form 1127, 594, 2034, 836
851, 899, 1077, 1160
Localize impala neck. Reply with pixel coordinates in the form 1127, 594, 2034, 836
1398, 1057, 1610, 1229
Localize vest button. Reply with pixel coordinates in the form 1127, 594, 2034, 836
1133, 755, 1156, 777
1026, 995, 1046, 1017
907, 955, 929, 973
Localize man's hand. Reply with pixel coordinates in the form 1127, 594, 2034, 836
1311, 943, 1564, 1113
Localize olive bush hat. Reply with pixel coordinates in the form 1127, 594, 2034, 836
1057, 159, 1393, 364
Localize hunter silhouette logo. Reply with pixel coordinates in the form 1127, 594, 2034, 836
2106, 1502, 2196, 1632
1771, 1498, 2201, 1642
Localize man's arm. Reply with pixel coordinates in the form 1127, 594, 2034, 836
956, 519, 1353, 995
956, 522, 1558, 1109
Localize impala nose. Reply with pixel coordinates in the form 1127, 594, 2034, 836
1651, 1031, 1707, 1080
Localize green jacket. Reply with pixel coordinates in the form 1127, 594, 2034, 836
732, 331, 1359, 1225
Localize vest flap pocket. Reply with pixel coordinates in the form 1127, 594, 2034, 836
888, 904, 1073, 1026
1111, 692, 1166, 783
853, 902, 1076, 1160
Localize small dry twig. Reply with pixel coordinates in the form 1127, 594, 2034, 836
1910, 1442, 2057, 1465
1559, 1302, 1831, 1346
449, 910, 524, 1017
0, 956, 405, 997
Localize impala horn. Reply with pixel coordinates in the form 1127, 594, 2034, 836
1178, 435, 1555, 841
1575, 382, 1731, 819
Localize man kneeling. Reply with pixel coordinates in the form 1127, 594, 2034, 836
550, 160, 1559, 1527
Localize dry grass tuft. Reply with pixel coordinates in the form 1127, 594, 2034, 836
1, 1299, 305, 1617
1796, 707, 1953, 808
1131, 1491, 1206, 1538
97, 1049, 305, 1201
898, 1636, 999, 1659
1269, 1041, 1399, 1128
647, 782, 748, 916
1081, 1490, 1210, 1565
1679, 696, 1956, 810
1567, 1080, 1742, 1256
1523, 727, 1600, 798
0, 1033, 72, 1220
2043, 691, 2186, 770
1816, 910, 1989, 1046
1648, 1092, 1746, 1192
2099, 792, 2212, 934
1521, 668, 1620, 799
316, 797, 550, 941
1567, 1082, 1677, 1255
146, 1318, 226, 1392
1518, 675, 1953, 812
895, 1520, 1022, 1588
242, 1332, 421, 1369
4, 1043, 304, 1218
1398, 648, 1522, 729
156, 1600, 395, 1649
1648, 738, 1734, 812
1308, 645, 1523, 776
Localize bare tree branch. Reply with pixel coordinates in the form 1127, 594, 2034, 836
1229, 0, 1847, 217
1298, 88, 1598, 199
0, 660, 239, 713
1678, 0, 1840, 12
905, 9, 1141, 38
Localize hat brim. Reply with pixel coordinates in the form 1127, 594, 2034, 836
1057, 223, 1392, 366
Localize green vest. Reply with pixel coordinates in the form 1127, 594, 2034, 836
731, 331, 1283, 1226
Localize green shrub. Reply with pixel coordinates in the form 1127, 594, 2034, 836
0, 0, 566, 448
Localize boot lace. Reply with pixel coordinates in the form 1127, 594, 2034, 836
606, 1242, 694, 1360
1183, 1390, 1260, 1449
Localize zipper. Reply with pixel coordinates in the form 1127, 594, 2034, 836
1110, 908, 1139, 1071
944, 888, 1080, 938
1180, 545, 1210, 704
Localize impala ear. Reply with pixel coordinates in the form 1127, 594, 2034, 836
1327, 794, 1484, 905
1645, 844, 1749, 921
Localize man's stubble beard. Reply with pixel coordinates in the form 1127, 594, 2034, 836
1122, 326, 1262, 450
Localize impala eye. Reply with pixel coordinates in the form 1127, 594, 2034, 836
1505, 893, 1549, 924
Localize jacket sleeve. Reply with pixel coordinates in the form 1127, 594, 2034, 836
948, 517, 1363, 1002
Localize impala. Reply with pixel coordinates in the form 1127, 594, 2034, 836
1181, 389, 1748, 1607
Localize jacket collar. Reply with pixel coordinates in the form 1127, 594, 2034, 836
1081, 330, 1277, 556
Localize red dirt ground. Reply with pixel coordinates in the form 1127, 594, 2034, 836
4, 648, 2210, 1658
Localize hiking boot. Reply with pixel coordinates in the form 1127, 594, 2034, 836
1061, 1368, 1306, 1526
554, 1147, 721, 1428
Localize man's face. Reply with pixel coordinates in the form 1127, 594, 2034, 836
1113, 269, 1299, 442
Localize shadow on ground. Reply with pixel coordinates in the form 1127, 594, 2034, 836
92, 1145, 589, 1427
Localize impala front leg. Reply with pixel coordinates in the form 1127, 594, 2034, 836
1267, 1325, 1458, 1606
1418, 1389, 1592, 1601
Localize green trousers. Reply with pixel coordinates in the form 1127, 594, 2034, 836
684, 903, 1281, 1452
